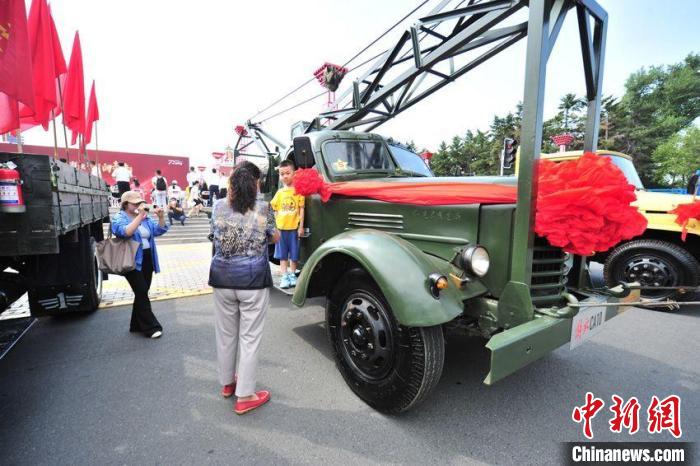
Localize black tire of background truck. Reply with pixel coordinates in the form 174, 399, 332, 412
85, 236, 103, 311
604, 239, 700, 303
29, 227, 102, 317
326, 269, 445, 414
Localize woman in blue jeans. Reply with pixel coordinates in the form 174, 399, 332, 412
112, 191, 169, 338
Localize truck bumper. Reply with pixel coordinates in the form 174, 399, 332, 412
484, 290, 639, 385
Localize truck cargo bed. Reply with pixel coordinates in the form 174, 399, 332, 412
0, 152, 109, 256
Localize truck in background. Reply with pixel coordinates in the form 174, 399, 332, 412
539, 150, 699, 301
1, 152, 109, 317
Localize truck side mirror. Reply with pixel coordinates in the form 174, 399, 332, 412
293, 137, 315, 169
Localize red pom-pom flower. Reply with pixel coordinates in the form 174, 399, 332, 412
669, 200, 700, 241
534, 153, 647, 256
293, 168, 332, 202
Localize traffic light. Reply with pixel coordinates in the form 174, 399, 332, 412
502, 138, 518, 170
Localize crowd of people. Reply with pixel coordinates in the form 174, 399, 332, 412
111, 159, 306, 415
107, 164, 231, 222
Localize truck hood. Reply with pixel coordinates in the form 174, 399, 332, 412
633, 190, 696, 212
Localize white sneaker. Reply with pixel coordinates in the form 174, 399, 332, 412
150, 330, 163, 339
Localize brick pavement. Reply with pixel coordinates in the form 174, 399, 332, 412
1, 243, 293, 320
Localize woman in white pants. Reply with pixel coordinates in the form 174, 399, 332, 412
208, 163, 279, 414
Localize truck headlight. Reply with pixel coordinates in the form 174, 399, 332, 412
461, 245, 490, 277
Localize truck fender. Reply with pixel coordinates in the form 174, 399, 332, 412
291, 229, 463, 327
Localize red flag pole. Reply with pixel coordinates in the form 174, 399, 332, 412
94, 122, 100, 178
50, 110, 59, 159
57, 81, 69, 161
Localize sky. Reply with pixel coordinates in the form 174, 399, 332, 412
21, 0, 700, 167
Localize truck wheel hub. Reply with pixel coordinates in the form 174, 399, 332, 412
624, 257, 675, 287
339, 293, 394, 380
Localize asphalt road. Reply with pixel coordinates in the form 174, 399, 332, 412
0, 290, 698, 465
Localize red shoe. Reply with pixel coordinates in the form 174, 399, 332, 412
221, 375, 238, 398
234, 391, 270, 415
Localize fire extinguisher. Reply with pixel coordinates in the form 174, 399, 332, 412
0, 163, 26, 213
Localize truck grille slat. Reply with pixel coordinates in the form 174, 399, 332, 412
530, 237, 567, 306
347, 213, 405, 231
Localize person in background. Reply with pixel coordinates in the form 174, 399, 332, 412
113, 161, 132, 197
132, 179, 144, 201
200, 181, 210, 207
90, 160, 100, 178
687, 169, 699, 195
188, 181, 203, 217
168, 197, 186, 226
152, 170, 168, 208
209, 164, 279, 414
218, 171, 230, 200
270, 160, 305, 289
183, 184, 191, 209
206, 168, 220, 201
111, 191, 169, 339
168, 180, 183, 202
187, 166, 198, 187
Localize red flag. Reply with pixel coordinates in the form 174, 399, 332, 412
0, 0, 35, 134
47, 6, 66, 77
18, 0, 61, 130
63, 31, 85, 145
84, 80, 99, 145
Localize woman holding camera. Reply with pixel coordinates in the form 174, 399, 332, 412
112, 191, 169, 338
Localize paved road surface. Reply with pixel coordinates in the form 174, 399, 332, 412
1, 291, 697, 465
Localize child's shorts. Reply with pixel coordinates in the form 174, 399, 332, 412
274, 229, 300, 261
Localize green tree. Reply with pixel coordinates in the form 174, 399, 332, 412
403, 140, 418, 152
558, 93, 586, 130
651, 126, 700, 186
431, 137, 464, 176
598, 95, 619, 150
612, 53, 700, 184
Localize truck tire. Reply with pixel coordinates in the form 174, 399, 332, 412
85, 236, 103, 311
29, 229, 102, 316
326, 270, 444, 414
604, 239, 700, 302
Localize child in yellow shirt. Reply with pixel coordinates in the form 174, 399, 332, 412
270, 160, 305, 288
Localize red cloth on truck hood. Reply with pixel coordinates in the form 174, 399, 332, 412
327, 180, 517, 205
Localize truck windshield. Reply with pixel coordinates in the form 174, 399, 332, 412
602, 155, 644, 190
388, 145, 433, 177
323, 141, 396, 176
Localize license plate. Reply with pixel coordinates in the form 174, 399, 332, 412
570, 303, 606, 350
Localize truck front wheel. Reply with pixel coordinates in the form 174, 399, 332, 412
604, 239, 700, 302
326, 270, 444, 414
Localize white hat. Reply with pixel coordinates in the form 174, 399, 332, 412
171, 179, 178, 184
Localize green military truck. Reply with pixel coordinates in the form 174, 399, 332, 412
0, 153, 109, 317
258, 131, 636, 413
237, 0, 651, 413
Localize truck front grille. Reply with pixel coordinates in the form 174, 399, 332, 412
531, 238, 568, 307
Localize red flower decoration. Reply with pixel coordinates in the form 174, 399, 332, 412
293, 168, 332, 202
534, 153, 647, 256
669, 200, 700, 241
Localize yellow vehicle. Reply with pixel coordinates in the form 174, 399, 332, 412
540, 150, 699, 301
